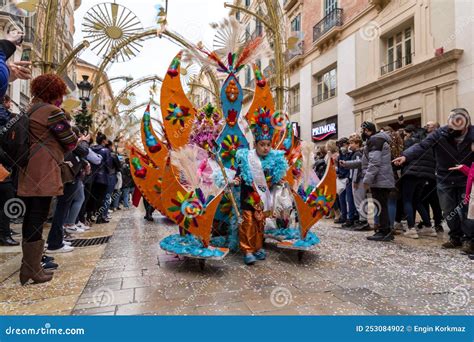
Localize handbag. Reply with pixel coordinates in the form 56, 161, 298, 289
336, 177, 348, 195
59, 161, 75, 184
272, 183, 293, 218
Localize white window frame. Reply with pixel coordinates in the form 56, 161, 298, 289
315, 67, 337, 104
291, 14, 301, 32
386, 26, 413, 74
325, 0, 337, 15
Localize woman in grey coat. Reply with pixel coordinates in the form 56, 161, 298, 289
360, 122, 395, 241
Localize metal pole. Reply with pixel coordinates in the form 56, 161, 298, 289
223, 1, 287, 110
41, 0, 59, 73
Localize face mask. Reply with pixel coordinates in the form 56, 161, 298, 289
361, 133, 369, 141
340, 147, 347, 153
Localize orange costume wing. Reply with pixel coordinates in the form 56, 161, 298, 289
161, 51, 197, 149
129, 145, 166, 215
292, 158, 337, 239
161, 164, 224, 247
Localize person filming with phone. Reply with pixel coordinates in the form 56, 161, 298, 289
0, 29, 32, 247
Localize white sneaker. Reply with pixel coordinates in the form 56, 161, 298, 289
76, 222, 91, 231
63, 240, 72, 246
64, 225, 85, 234
403, 228, 419, 239
394, 221, 405, 232
417, 227, 437, 237
46, 245, 75, 254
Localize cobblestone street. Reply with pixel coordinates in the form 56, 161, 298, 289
1, 208, 472, 316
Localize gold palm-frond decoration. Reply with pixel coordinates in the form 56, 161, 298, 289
118, 92, 137, 111
82, 2, 144, 62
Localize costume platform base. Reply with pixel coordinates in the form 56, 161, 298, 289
264, 228, 320, 262
159, 234, 230, 270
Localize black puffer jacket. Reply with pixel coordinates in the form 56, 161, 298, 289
401, 137, 436, 180
403, 125, 474, 186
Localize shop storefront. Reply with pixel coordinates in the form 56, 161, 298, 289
312, 115, 338, 143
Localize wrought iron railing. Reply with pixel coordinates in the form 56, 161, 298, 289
380, 53, 414, 75
312, 89, 337, 106
313, 8, 343, 43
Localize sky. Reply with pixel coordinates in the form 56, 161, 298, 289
73, 0, 229, 119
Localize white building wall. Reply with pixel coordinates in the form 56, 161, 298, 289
337, 34, 356, 137
299, 63, 312, 141
454, 0, 474, 113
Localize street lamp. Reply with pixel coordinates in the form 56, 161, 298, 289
76, 75, 94, 129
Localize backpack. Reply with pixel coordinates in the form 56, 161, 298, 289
0, 103, 47, 169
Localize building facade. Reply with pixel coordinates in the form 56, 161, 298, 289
0, 0, 81, 108
231, 0, 279, 111
284, 0, 473, 143
75, 58, 116, 137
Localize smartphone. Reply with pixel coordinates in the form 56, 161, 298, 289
20, 49, 31, 62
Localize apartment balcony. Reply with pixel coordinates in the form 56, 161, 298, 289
0, 5, 24, 30
312, 8, 343, 49
285, 38, 304, 69
380, 53, 414, 76
312, 89, 337, 106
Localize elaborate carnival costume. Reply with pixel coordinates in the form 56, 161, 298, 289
128, 19, 337, 267
234, 109, 288, 264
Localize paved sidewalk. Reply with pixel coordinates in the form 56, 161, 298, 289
73, 210, 473, 316
1, 208, 472, 315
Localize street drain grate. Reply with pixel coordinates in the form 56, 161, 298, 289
70, 236, 111, 247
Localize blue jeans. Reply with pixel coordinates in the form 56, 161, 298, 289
103, 174, 117, 218
111, 190, 122, 209
345, 181, 357, 221
339, 180, 357, 221
339, 187, 347, 221
47, 181, 80, 249
388, 197, 397, 228
64, 180, 85, 225
437, 183, 473, 242
121, 187, 134, 208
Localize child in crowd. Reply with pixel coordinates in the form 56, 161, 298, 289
340, 136, 370, 231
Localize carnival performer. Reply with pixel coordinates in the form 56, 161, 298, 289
232, 110, 288, 265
